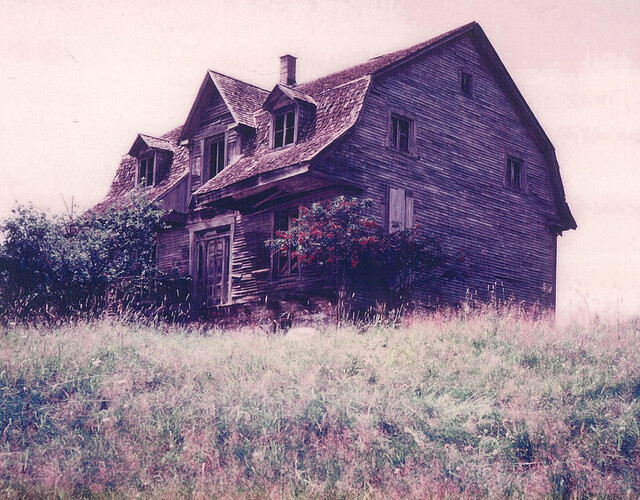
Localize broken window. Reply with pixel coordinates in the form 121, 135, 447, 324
271, 209, 299, 279
460, 71, 473, 97
506, 156, 524, 191
390, 114, 412, 153
206, 135, 226, 180
138, 156, 154, 187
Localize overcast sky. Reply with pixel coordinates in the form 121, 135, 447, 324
1, 0, 638, 320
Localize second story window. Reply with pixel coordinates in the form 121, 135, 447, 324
273, 108, 296, 148
390, 114, 412, 153
506, 156, 524, 191
206, 135, 226, 180
138, 156, 154, 187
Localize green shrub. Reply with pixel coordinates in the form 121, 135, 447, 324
0, 192, 167, 321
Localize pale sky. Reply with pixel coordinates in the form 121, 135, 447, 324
1, 0, 638, 320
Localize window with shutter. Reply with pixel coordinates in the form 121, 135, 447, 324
387, 187, 414, 232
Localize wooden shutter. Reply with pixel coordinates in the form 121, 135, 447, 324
387, 187, 414, 232
405, 190, 414, 228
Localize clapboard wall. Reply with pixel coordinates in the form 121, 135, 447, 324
317, 36, 558, 307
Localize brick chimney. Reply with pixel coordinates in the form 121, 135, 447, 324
279, 54, 297, 86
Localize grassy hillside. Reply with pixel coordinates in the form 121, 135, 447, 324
1, 312, 639, 499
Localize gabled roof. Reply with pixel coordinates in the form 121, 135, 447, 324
193, 21, 575, 230
192, 23, 478, 202
96, 22, 575, 230
128, 133, 174, 157
92, 127, 189, 213
178, 71, 269, 141
194, 76, 370, 199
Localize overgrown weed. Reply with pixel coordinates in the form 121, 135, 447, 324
1, 308, 639, 498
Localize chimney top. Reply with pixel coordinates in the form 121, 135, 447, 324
279, 54, 297, 86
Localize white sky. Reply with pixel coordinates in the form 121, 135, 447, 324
1, 0, 638, 320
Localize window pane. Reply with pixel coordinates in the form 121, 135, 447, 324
399, 119, 410, 152
284, 110, 296, 145
147, 158, 154, 186
217, 140, 225, 174
274, 130, 284, 148
391, 116, 398, 148
275, 113, 285, 133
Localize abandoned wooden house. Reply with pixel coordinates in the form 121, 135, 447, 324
94, 22, 576, 314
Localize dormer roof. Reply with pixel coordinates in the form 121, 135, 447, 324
128, 133, 174, 157
178, 71, 269, 142
262, 84, 317, 111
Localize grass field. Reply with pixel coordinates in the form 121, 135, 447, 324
1, 310, 639, 499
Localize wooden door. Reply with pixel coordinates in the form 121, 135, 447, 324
197, 234, 230, 307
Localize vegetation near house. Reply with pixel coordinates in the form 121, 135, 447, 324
1, 311, 639, 498
267, 196, 459, 316
0, 193, 166, 321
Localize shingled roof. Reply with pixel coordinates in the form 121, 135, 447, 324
195, 76, 370, 197
178, 71, 269, 142
92, 127, 188, 213
192, 22, 478, 201
96, 21, 575, 230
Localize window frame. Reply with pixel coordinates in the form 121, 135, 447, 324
271, 105, 298, 149
270, 208, 301, 280
505, 155, 526, 192
138, 153, 155, 188
387, 109, 416, 156
204, 133, 227, 182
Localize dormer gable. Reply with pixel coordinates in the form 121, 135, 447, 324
262, 84, 316, 149
128, 134, 174, 188
178, 71, 268, 143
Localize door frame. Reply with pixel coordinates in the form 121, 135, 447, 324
188, 214, 236, 307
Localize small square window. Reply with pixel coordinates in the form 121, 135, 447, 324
138, 156, 154, 187
273, 108, 296, 148
460, 71, 473, 97
390, 114, 412, 153
506, 156, 524, 190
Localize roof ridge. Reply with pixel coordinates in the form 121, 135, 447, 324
297, 21, 477, 94
208, 69, 269, 93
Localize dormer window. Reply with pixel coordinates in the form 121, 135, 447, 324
138, 156, 154, 187
205, 135, 226, 181
273, 108, 296, 148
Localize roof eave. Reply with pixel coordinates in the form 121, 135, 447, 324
194, 163, 310, 205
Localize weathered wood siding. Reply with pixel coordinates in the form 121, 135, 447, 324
318, 36, 558, 306
228, 186, 348, 305
157, 227, 190, 274
189, 89, 235, 193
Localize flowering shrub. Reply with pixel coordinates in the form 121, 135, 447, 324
267, 196, 459, 314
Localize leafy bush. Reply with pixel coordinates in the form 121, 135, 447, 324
267, 196, 459, 316
0, 193, 167, 321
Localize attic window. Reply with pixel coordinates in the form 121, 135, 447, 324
206, 135, 226, 180
460, 71, 473, 97
138, 156, 154, 187
390, 114, 412, 153
273, 108, 296, 148
506, 156, 524, 190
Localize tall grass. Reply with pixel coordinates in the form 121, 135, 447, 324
1, 311, 639, 498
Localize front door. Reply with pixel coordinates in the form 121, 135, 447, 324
196, 233, 230, 307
